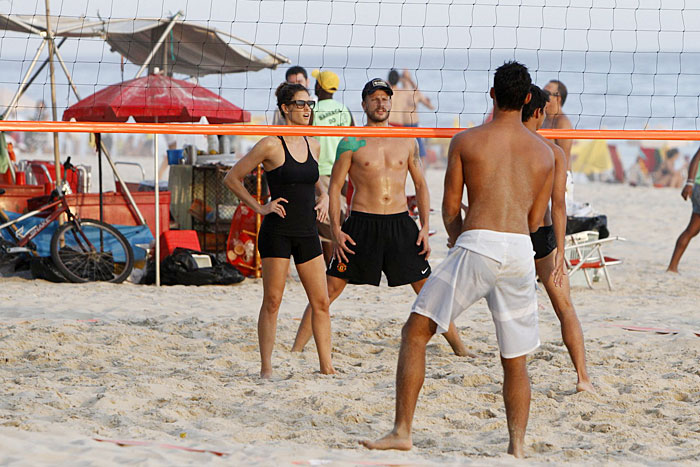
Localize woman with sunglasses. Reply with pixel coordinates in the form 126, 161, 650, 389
224, 82, 333, 378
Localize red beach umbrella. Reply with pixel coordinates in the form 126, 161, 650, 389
62, 74, 250, 123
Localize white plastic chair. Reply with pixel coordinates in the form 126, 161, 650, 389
564, 231, 626, 290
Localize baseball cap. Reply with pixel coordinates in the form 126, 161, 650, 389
311, 69, 339, 93
362, 78, 393, 100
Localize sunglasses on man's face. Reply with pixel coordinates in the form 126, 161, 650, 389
289, 100, 315, 109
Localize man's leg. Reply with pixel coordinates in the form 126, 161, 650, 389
259, 257, 291, 378
295, 255, 335, 374
667, 212, 700, 272
501, 355, 530, 459
291, 275, 347, 352
361, 313, 437, 450
411, 278, 473, 357
535, 251, 593, 392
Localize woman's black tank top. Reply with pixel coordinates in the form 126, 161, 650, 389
261, 136, 319, 236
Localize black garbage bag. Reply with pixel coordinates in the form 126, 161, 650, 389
566, 215, 609, 239
141, 247, 245, 286
30, 256, 68, 283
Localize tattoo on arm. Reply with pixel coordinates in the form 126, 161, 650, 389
412, 141, 421, 168
335, 137, 366, 161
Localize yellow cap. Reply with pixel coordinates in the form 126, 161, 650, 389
311, 69, 339, 93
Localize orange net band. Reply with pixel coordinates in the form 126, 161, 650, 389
0, 121, 699, 141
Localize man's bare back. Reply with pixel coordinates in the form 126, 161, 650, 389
340, 136, 418, 214
444, 118, 554, 242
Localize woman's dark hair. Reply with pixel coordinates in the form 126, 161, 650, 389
276, 82, 308, 118
521, 84, 550, 122
493, 61, 532, 111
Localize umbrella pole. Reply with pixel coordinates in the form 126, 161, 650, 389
44, 0, 61, 189
96, 133, 103, 222
154, 118, 160, 287
134, 11, 182, 79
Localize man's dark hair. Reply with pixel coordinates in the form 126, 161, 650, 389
285, 65, 308, 81
548, 80, 568, 106
521, 85, 550, 122
387, 69, 399, 86
493, 61, 532, 111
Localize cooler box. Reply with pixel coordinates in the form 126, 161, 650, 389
0, 184, 50, 213
160, 229, 201, 261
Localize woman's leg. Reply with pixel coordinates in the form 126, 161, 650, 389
291, 275, 347, 352
296, 255, 335, 374
259, 257, 291, 378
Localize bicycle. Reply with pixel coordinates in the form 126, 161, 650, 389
0, 158, 135, 283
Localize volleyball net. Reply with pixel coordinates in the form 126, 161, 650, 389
0, 0, 699, 146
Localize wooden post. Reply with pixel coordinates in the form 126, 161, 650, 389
44, 0, 61, 188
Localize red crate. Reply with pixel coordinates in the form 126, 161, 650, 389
160, 229, 201, 261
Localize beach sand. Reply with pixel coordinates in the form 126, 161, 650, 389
1, 170, 699, 465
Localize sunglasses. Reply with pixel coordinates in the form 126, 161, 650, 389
288, 99, 315, 109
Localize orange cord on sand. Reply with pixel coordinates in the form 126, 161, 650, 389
0, 120, 700, 140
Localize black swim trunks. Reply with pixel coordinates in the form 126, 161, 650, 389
530, 225, 557, 260
327, 211, 431, 287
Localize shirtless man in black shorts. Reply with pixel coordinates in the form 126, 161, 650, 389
291, 78, 469, 356
523, 84, 593, 393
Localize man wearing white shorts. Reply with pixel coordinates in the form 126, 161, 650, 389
413, 230, 539, 358
362, 61, 555, 458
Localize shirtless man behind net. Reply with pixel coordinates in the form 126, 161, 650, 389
362, 62, 554, 458
291, 78, 469, 357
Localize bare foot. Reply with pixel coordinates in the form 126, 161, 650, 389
320, 366, 336, 375
507, 441, 525, 458
576, 380, 595, 393
666, 268, 679, 274
360, 431, 412, 451
260, 369, 272, 379
453, 346, 477, 358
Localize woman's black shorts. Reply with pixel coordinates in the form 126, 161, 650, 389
257, 226, 322, 264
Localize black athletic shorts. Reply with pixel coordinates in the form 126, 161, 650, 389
530, 225, 557, 260
327, 211, 431, 287
257, 226, 322, 264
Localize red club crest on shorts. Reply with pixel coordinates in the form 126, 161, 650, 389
337, 263, 347, 272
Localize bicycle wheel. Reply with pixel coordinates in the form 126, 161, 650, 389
50, 218, 134, 283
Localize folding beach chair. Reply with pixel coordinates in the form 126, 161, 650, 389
564, 231, 626, 290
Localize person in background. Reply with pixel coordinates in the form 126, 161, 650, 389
667, 146, 700, 273
311, 69, 354, 264
387, 69, 435, 162
653, 148, 685, 188
543, 80, 575, 210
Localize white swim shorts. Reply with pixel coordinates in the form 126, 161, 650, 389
412, 229, 539, 359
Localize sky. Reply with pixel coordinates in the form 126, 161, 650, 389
0, 0, 699, 128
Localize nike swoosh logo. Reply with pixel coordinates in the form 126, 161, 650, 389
421, 267, 429, 274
